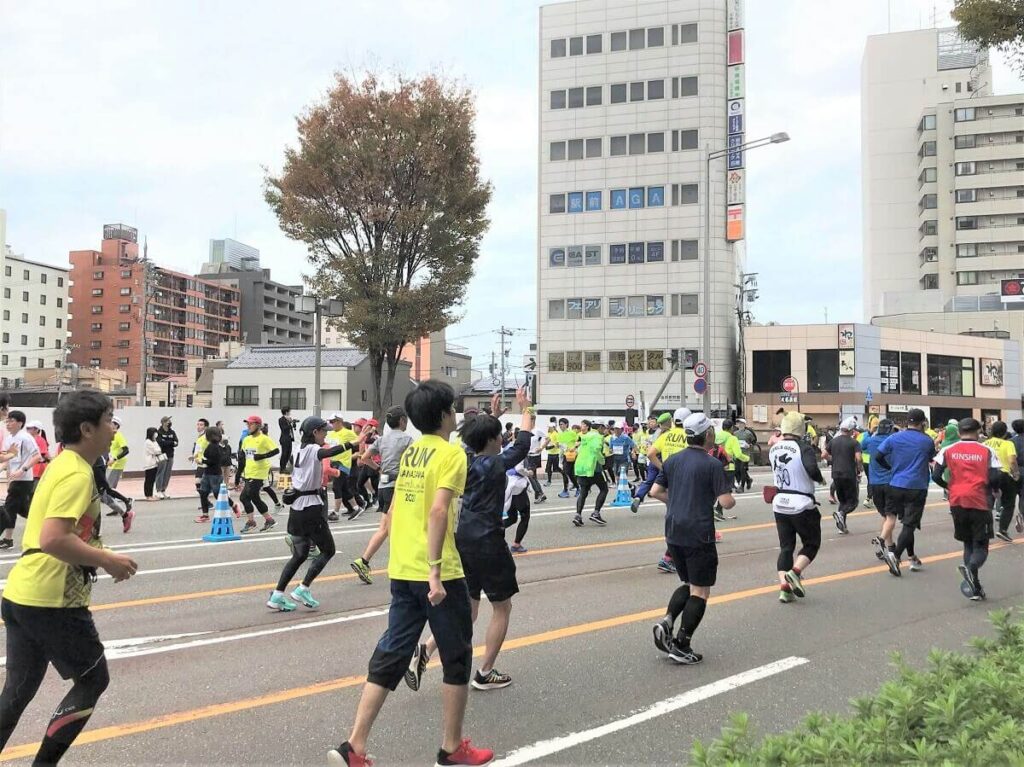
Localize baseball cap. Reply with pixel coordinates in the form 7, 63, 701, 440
160, 415, 172, 424
26, 420, 43, 430
683, 413, 713, 437
245, 414, 263, 425
735, 418, 747, 425
367, 418, 379, 428
840, 416, 858, 431
328, 412, 344, 421
111, 416, 122, 427
673, 407, 692, 424
354, 418, 367, 428
301, 416, 328, 436
781, 411, 807, 436
657, 413, 672, 424
907, 408, 927, 425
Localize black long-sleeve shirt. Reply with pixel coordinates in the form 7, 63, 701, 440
456, 430, 532, 545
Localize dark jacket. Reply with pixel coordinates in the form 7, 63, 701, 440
156, 427, 179, 457
456, 430, 532, 545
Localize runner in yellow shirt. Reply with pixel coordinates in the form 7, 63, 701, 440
326, 413, 360, 521
985, 421, 1020, 541
239, 415, 279, 534
0, 391, 137, 764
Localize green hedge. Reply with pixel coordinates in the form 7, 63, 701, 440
691, 609, 1024, 766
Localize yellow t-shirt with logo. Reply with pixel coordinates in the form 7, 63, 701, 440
388, 434, 467, 582
241, 432, 277, 480
653, 427, 688, 460
109, 431, 129, 471
985, 437, 1017, 475
326, 428, 358, 469
545, 430, 560, 454
193, 434, 209, 465
3, 450, 103, 608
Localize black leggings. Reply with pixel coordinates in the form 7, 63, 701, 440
279, 439, 293, 475
0, 603, 111, 765
577, 474, 608, 515
504, 492, 531, 544
963, 537, 989, 580
562, 459, 578, 492
775, 509, 821, 572
240, 478, 269, 516
263, 483, 280, 506
545, 454, 562, 483
275, 506, 336, 591
144, 467, 158, 499
997, 473, 1020, 533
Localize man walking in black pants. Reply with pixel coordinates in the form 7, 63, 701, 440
278, 407, 296, 475
824, 417, 861, 535
649, 414, 734, 664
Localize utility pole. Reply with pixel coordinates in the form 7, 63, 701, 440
136, 239, 151, 406
56, 344, 76, 402
498, 326, 512, 412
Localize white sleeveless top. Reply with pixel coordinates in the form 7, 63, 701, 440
769, 438, 817, 515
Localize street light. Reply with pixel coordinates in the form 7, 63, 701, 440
296, 295, 345, 417
702, 131, 790, 415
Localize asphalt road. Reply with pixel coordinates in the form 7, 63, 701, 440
0, 479, 1021, 766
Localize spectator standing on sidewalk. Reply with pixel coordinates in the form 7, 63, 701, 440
154, 416, 178, 499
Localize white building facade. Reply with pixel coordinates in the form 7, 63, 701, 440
537, 0, 746, 416
0, 210, 71, 387
862, 28, 1024, 378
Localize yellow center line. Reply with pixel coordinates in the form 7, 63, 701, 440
76, 502, 941, 613
2, 535, 1015, 761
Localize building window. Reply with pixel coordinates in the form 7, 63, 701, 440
225, 386, 259, 406
919, 114, 936, 131
2, 288, 8, 299
567, 191, 584, 212
91, 288, 103, 297
89, 358, 101, 367
19, 334, 27, 345
271, 388, 307, 410
920, 194, 937, 209
22, 269, 29, 280
567, 87, 584, 108
609, 244, 626, 264
671, 293, 699, 315
671, 240, 699, 261
956, 216, 977, 230
610, 135, 627, 156
675, 129, 698, 151
38, 315, 46, 326
955, 189, 976, 203
880, 350, 900, 393
120, 287, 131, 295
585, 138, 602, 158
610, 83, 627, 103
677, 76, 698, 97
676, 23, 698, 43
567, 139, 584, 160
672, 183, 699, 205
919, 167, 937, 183
922, 273, 939, 289
927, 355, 974, 396
93, 270, 104, 280
630, 82, 644, 102
2, 265, 8, 277
957, 244, 977, 258
919, 141, 936, 157
119, 321, 131, 331
566, 351, 583, 372
117, 339, 129, 348
0, 310, 6, 320
628, 28, 645, 49
57, 277, 63, 287
607, 351, 625, 372
121, 269, 132, 278
569, 36, 583, 56
629, 133, 645, 154
549, 194, 566, 214
118, 304, 130, 313
91, 305, 103, 314
22, 291, 29, 302
548, 352, 565, 372
807, 349, 839, 392
586, 191, 602, 210
955, 161, 975, 176
586, 86, 602, 106
90, 340, 102, 350
0, 332, 6, 343
610, 31, 626, 51
550, 90, 566, 109
550, 141, 566, 161
647, 79, 664, 100
90, 322, 102, 331
56, 318, 62, 328
118, 357, 130, 366
647, 26, 664, 46
56, 297, 63, 308
647, 132, 665, 153
550, 39, 566, 57
586, 34, 601, 53
955, 134, 976, 149
956, 271, 979, 285
954, 107, 975, 122
548, 300, 566, 319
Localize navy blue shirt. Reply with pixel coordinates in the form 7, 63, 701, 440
876, 429, 935, 490
655, 446, 731, 546
455, 429, 531, 545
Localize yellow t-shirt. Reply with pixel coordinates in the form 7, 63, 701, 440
3, 450, 103, 608
109, 432, 129, 471
985, 437, 1017, 475
241, 432, 277, 480
388, 434, 467, 582
545, 430, 560, 454
326, 428, 358, 469
653, 427, 688, 460
193, 434, 209, 465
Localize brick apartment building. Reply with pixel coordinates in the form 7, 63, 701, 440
68, 225, 240, 384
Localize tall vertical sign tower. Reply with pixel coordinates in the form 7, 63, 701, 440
725, 0, 745, 242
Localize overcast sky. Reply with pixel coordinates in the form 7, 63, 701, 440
2, 0, 1022, 379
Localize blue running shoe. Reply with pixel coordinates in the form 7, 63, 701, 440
291, 585, 320, 609
558, 491, 569, 498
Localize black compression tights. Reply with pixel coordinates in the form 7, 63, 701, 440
0, 656, 109, 765
504, 493, 531, 544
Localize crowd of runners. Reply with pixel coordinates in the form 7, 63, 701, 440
0, 388, 1021, 765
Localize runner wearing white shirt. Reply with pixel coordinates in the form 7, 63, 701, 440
0, 410, 42, 549
525, 426, 548, 504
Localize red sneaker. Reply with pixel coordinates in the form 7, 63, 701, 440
122, 509, 135, 533
715, 531, 723, 542
194, 515, 211, 524
436, 738, 494, 766
327, 742, 372, 766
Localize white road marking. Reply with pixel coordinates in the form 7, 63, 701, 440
0, 631, 211, 665
98, 609, 389, 662
492, 656, 809, 766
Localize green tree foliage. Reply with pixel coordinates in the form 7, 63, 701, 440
692, 609, 1024, 765
265, 73, 492, 415
952, 0, 1024, 75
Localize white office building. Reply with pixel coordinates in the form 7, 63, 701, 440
537, 0, 747, 416
0, 210, 71, 387
208, 238, 261, 271
862, 27, 1024, 379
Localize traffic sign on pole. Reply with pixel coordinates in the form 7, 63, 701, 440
782, 376, 798, 393
694, 362, 708, 379
693, 378, 708, 395
865, 386, 873, 403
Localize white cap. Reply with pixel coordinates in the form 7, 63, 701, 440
840, 416, 858, 431
111, 416, 122, 426
328, 413, 344, 421
683, 413, 713, 437
26, 420, 43, 430
672, 407, 692, 424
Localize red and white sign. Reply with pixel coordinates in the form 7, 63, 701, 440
727, 29, 744, 65
782, 376, 798, 393
694, 361, 708, 378
1001, 278, 1024, 304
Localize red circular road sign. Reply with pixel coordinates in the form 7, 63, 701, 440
694, 362, 708, 378
782, 376, 798, 393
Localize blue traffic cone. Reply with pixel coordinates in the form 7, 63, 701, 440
609, 466, 633, 507
203, 483, 241, 542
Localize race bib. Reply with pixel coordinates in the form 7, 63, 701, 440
612, 445, 624, 455
245, 449, 256, 459
380, 473, 390, 485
